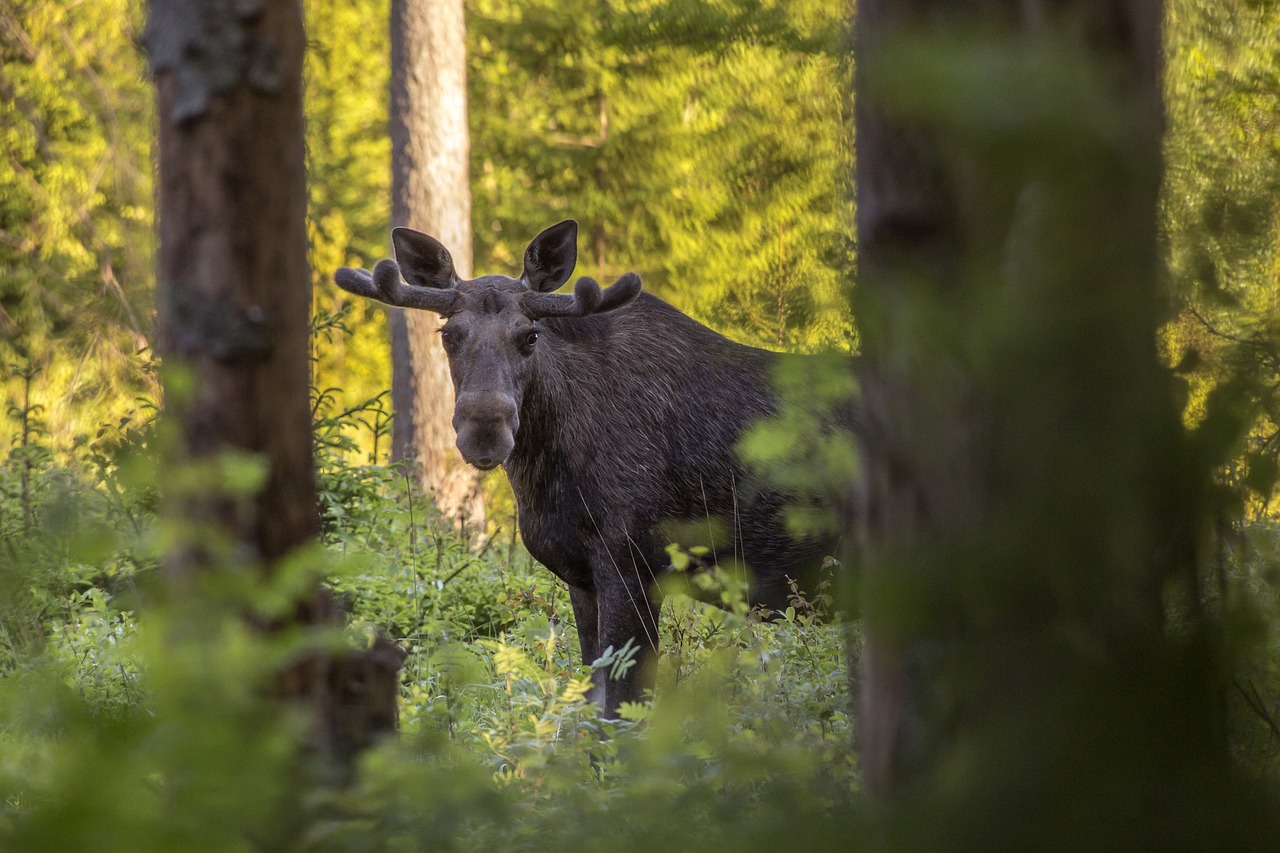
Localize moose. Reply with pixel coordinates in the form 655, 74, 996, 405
335, 221, 855, 716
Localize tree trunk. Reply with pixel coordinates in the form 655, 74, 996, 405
147, 0, 402, 774
389, 0, 484, 527
149, 0, 317, 565
855, 0, 1190, 809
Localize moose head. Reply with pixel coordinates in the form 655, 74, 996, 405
334, 221, 642, 470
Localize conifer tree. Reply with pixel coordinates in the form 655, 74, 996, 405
146, 0, 399, 770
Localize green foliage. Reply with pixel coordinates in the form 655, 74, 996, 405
738, 353, 859, 537
0, 0, 157, 450
0, 384, 858, 849
0, 368, 154, 680
1160, 0, 1280, 790
311, 303, 395, 528
0, 0, 394, 462
304, 0, 395, 464
0, 289, 859, 842
1164, 0, 1280, 515
468, 0, 855, 352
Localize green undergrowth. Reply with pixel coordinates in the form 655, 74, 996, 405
0, 384, 859, 850
5, 350, 1278, 849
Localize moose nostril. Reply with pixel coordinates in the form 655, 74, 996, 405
453, 391, 517, 471
455, 392, 518, 424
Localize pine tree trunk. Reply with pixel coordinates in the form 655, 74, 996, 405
147, 0, 403, 773
854, 0, 1171, 799
389, 0, 484, 527
150, 0, 317, 564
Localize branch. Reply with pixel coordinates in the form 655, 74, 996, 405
1187, 305, 1254, 347
547, 132, 602, 149
1234, 677, 1280, 744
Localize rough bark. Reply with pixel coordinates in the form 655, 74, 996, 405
854, 0, 1170, 798
388, 0, 484, 526
150, 0, 317, 564
147, 0, 402, 772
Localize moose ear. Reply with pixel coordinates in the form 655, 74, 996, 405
522, 220, 578, 293
391, 227, 458, 290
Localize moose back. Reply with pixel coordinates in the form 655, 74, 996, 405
335, 220, 854, 716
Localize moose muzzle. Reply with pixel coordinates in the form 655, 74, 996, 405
453, 391, 519, 470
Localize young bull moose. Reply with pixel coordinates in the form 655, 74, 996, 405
335, 221, 853, 717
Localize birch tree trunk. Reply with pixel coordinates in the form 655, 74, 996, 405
389, 0, 484, 527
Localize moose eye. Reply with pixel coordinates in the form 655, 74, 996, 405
522, 329, 539, 349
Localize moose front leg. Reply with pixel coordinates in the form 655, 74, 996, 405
594, 576, 661, 718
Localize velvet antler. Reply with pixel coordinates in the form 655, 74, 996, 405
521, 273, 642, 319
333, 258, 459, 315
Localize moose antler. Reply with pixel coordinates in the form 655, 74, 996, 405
521, 273, 642, 319
333, 259, 459, 315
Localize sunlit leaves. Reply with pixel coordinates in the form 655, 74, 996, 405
303, 0, 394, 466
1164, 0, 1280, 517
738, 353, 858, 537
0, 0, 156, 451
468, 0, 853, 353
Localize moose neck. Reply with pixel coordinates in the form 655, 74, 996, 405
504, 310, 616, 491
500, 292, 772, 497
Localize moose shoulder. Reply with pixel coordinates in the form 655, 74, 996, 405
335, 220, 854, 717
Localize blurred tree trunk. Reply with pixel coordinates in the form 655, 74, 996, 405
147, 0, 402, 774
854, 0, 1206, 812
389, 0, 484, 527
